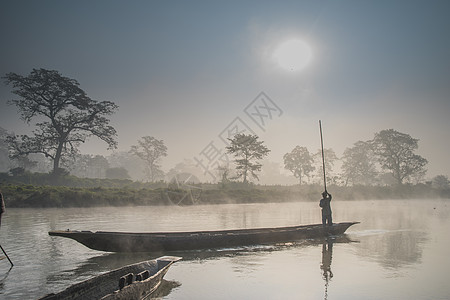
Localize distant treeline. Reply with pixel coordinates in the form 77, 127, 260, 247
0, 172, 448, 208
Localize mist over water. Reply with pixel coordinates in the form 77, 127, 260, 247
1, 3, 449, 299
0, 199, 448, 299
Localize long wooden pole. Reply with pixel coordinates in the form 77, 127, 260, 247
0, 243, 13, 268
319, 120, 327, 192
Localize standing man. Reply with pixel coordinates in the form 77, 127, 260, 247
319, 191, 332, 226
0, 189, 5, 228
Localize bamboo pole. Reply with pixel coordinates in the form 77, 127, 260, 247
319, 120, 327, 192
0, 244, 13, 268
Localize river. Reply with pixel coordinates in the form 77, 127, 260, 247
0, 199, 449, 299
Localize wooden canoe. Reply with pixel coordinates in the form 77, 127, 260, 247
40, 256, 181, 300
49, 222, 358, 253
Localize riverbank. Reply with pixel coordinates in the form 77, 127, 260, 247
1, 182, 448, 208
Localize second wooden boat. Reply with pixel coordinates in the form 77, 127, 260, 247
49, 222, 358, 253
40, 256, 181, 300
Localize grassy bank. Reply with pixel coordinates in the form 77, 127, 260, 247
1, 181, 448, 208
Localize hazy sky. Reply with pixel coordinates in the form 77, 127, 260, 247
1, 0, 449, 181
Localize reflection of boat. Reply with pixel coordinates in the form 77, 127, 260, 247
151, 279, 182, 298
55, 235, 356, 279
40, 256, 181, 300
49, 222, 359, 253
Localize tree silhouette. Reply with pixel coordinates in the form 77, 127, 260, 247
129, 136, 167, 182
371, 129, 427, 185
314, 148, 338, 185
341, 141, 377, 186
3, 69, 118, 174
283, 146, 315, 185
226, 133, 270, 183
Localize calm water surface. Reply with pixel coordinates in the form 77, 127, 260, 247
0, 200, 449, 299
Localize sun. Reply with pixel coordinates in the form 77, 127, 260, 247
273, 39, 312, 71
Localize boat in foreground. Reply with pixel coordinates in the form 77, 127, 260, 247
49, 222, 358, 253
40, 256, 181, 300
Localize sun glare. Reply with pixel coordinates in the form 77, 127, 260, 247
273, 39, 312, 71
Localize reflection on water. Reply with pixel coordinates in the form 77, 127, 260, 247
151, 280, 182, 299
0, 269, 11, 291
321, 239, 333, 300
0, 200, 449, 299
355, 230, 427, 269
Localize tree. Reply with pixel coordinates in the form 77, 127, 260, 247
283, 146, 315, 185
0, 127, 13, 172
432, 175, 449, 189
12, 154, 38, 171
107, 151, 144, 181
341, 141, 377, 186
166, 159, 203, 182
129, 136, 167, 182
27, 153, 52, 173
3, 69, 118, 174
371, 129, 427, 185
67, 154, 109, 178
260, 160, 296, 185
85, 155, 109, 178
216, 164, 232, 187
9, 167, 26, 177
226, 133, 270, 183
314, 148, 338, 185
105, 167, 130, 180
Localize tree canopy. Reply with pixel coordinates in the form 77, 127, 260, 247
371, 129, 427, 185
3, 68, 118, 174
226, 133, 270, 183
283, 146, 315, 185
314, 148, 338, 185
129, 136, 167, 182
105, 167, 131, 180
341, 141, 377, 186
432, 175, 449, 189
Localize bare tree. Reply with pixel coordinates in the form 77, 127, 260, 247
216, 164, 232, 186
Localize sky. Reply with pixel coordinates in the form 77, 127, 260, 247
1, 0, 449, 182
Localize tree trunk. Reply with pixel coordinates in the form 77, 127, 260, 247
394, 166, 403, 185
243, 154, 249, 183
53, 142, 64, 173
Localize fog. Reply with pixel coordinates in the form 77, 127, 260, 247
1, 1, 449, 183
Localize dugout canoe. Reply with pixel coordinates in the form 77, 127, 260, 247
49, 222, 359, 253
40, 256, 181, 300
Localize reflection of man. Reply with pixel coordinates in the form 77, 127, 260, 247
321, 240, 333, 280
319, 191, 332, 226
